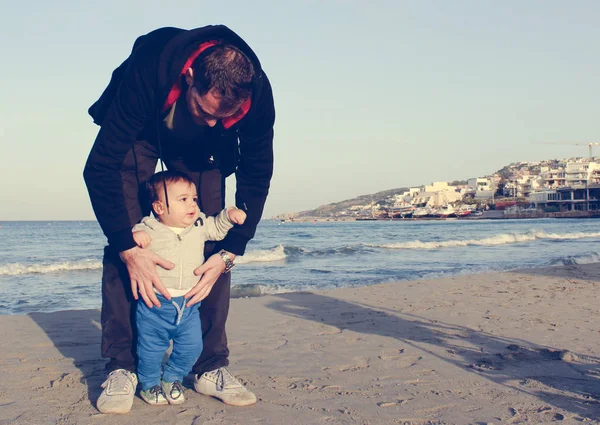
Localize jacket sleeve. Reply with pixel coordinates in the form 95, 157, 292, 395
83, 41, 158, 253
200, 210, 234, 242
220, 73, 275, 255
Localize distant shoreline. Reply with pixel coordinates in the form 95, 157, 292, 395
279, 209, 600, 223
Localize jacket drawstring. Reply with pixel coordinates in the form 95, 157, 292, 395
156, 87, 170, 213
157, 129, 169, 212
171, 299, 186, 326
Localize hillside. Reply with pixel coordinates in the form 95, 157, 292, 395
288, 156, 595, 219
295, 187, 409, 218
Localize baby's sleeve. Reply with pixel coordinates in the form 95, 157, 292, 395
200, 209, 234, 241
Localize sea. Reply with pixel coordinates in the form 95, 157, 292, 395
1, 218, 599, 315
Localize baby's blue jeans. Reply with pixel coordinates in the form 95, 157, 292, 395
136, 294, 202, 390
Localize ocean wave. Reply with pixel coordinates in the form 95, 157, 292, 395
230, 283, 298, 298
0, 260, 102, 276
371, 230, 600, 250
552, 252, 600, 266
284, 245, 367, 257
236, 244, 367, 264
236, 245, 287, 264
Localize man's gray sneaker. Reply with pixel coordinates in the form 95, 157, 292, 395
194, 367, 257, 406
97, 369, 138, 414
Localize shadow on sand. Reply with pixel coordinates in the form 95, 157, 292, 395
29, 310, 106, 406
266, 277, 600, 421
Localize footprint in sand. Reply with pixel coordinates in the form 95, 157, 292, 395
49, 372, 83, 389
307, 343, 328, 356
395, 356, 423, 368
377, 399, 410, 408
316, 324, 342, 336
378, 349, 405, 361
270, 376, 320, 392
343, 336, 365, 344
288, 378, 319, 392
378, 350, 422, 368
320, 385, 342, 392
339, 356, 370, 372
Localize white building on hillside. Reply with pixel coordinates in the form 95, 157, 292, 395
541, 166, 566, 189
467, 176, 497, 199
565, 161, 600, 187
393, 188, 421, 206
411, 182, 463, 207
506, 175, 542, 197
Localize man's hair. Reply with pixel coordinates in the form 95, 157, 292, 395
191, 44, 255, 111
146, 170, 196, 204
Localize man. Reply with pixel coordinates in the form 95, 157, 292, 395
84, 25, 275, 414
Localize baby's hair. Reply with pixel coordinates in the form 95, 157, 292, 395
147, 170, 196, 204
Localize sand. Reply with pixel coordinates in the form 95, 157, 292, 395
1, 264, 600, 425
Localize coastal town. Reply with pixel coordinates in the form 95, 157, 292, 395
276, 156, 600, 221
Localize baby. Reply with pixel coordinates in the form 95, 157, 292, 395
132, 170, 245, 406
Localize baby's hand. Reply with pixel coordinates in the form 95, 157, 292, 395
228, 207, 247, 225
133, 231, 152, 248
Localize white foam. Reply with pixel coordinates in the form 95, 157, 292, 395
230, 283, 292, 297
236, 244, 287, 264
0, 245, 286, 276
0, 260, 102, 276
558, 252, 600, 265
373, 230, 600, 250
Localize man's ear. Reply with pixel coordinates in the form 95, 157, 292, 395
153, 201, 165, 216
185, 68, 194, 87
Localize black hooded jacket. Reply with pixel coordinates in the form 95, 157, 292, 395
84, 25, 275, 255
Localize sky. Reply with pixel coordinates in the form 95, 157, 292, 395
1, 0, 599, 220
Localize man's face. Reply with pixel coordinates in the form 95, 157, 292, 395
184, 68, 242, 127
185, 87, 234, 127
155, 180, 199, 228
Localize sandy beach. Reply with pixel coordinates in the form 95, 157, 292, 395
1, 263, 599, 425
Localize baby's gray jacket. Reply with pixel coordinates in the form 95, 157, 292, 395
132, 209, 233, 292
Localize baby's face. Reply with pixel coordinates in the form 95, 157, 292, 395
156, 180, 199, 228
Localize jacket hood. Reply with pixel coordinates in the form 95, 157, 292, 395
139, 216, 161, 231
157, 25, 265, 103
138, 216, 197, 237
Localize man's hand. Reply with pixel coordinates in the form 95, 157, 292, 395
120, 246, 175, 308
132, 231, 152, 248
185, 252, 236, 307
227, 207, 247, 225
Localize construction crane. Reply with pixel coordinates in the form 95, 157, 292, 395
534, 141, 600, 159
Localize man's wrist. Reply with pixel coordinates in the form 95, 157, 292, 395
218, 250, 236, 273
223, 250, 236, 260
119, 246, 140, 263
